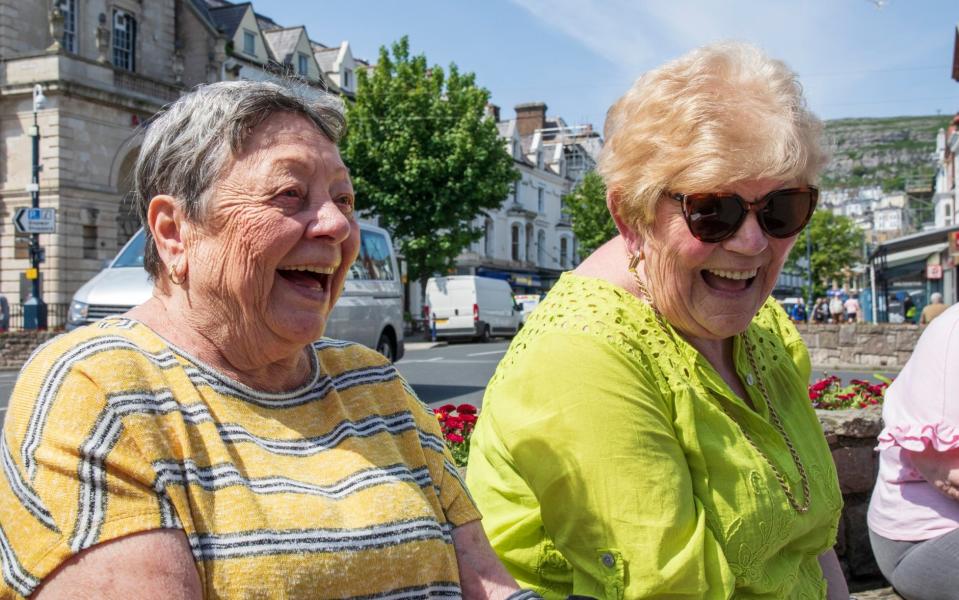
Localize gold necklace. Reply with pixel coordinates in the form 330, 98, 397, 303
627, 257, 811, 514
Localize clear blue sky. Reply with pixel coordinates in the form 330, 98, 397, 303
254, 0, 959, 131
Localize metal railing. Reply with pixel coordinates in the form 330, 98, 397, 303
6, 303, 70, 331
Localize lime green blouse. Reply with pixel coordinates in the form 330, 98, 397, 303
466, 273, 842, 599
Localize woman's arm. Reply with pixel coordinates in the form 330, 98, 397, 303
33, 529, 202, 600
905, 447, 959, 501
817, 549, 848, 600
452, 521, 523, 600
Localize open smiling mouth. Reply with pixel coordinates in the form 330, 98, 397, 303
277, 266, 335, 293
701, 268, 758, 293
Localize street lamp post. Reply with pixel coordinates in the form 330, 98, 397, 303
26, 84, 48, 330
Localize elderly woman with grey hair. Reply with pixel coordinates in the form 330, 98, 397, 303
0, 81, 528, 599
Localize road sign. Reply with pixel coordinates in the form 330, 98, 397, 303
14, 207, 56, 233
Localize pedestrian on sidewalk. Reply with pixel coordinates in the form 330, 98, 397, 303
829, 293, 845, 324
919, 292, 948, 325
844, 294, 861, 323
813, 297, 830, 324
0, 81, 525, 600
867, 302, 959, 600
467, 42, 847, 599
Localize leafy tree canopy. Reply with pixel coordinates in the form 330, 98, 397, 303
787, 210, 864, 298
564, 171, 617, 257
341, 37, 517, 286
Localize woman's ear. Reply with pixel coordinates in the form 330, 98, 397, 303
607, 188, 644, 255
148, 195, 187, 276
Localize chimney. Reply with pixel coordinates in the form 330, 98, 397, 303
485, 103, 501, 122
515, 102, 547, 137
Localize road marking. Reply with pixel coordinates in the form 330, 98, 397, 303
397, 357, 445, 364
398, 358, 501, 365
467, 350, 508, 357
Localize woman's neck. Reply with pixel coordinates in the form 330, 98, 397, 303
128, 296, 313, 393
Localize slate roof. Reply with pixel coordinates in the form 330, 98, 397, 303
313, 46, 340, 73
187, 0, 218, 32
263, 27, 303, 64
207, 2, 249, 37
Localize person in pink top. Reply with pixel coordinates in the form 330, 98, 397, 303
867, 303, 959, 600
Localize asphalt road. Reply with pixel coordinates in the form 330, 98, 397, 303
0, 341, 898, 426
395, 340, 509, 409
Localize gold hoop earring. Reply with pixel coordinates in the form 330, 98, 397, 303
168, 262, 184, 286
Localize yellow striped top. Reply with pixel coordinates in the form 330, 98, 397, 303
0, 317, 478, 599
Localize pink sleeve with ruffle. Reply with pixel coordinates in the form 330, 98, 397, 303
877, 304, 959, 453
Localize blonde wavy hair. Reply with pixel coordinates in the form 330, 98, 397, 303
597, 41, 828, 232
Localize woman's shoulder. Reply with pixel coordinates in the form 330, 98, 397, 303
520, 272, 655, 345
311, 338, 404, 396
21, 317, 172, 377
751, 297, 803, 346
312, 337, 390, 372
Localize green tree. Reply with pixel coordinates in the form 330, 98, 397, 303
787, 211, 864, 298
564, 171, 617, 256
341, 37, 517, 289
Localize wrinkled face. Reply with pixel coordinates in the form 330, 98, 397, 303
183, 112, 359, 349
642, 178, 799, 341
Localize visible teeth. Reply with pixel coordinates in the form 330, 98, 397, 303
706, 268, 757, 280
283, 265, 336, 275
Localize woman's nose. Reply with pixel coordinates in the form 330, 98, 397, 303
307, 199, 353, 243
723, 210, 768, 255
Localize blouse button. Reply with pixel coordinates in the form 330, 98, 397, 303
601, 553, 615, 568
746, 373, 755, 386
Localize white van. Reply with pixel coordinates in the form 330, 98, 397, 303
67, 224, 405, 361
425, 275, 521, 341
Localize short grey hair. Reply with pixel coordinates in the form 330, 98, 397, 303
931, 292, 943, 303
132, 80, 346, 279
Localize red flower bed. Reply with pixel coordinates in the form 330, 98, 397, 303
809, 374, 891, 410
435, 403, 478, 466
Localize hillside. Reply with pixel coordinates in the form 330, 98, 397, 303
819, 115, 950, 191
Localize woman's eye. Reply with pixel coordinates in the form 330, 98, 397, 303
336, 195, 355, 214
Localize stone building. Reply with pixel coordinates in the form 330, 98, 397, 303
0, 1, 367, 325
454, 102, 601, 294
0, 0, 224, 318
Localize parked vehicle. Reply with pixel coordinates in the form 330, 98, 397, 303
425, 275, 521, 341
67, 224, 405, 361
513, 293, 542, 325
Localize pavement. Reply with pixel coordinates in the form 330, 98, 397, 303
854, 588, 901, 599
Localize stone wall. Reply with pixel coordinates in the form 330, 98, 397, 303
798, 323, 920, 370
0, 331, 60, 368
818, 406, 886, 591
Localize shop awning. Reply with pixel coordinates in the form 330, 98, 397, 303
878, 242, 949, 269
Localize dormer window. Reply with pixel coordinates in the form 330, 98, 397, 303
298, 53, 309, 76
243, 30, 256, 55
343, 68, 353, 89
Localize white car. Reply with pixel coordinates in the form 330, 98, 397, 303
67, 224, 405, 361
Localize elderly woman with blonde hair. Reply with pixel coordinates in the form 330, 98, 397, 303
467, 43, 848, 599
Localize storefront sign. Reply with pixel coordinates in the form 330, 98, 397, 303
926, 264, 943, 279
951, 231, 959, 255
